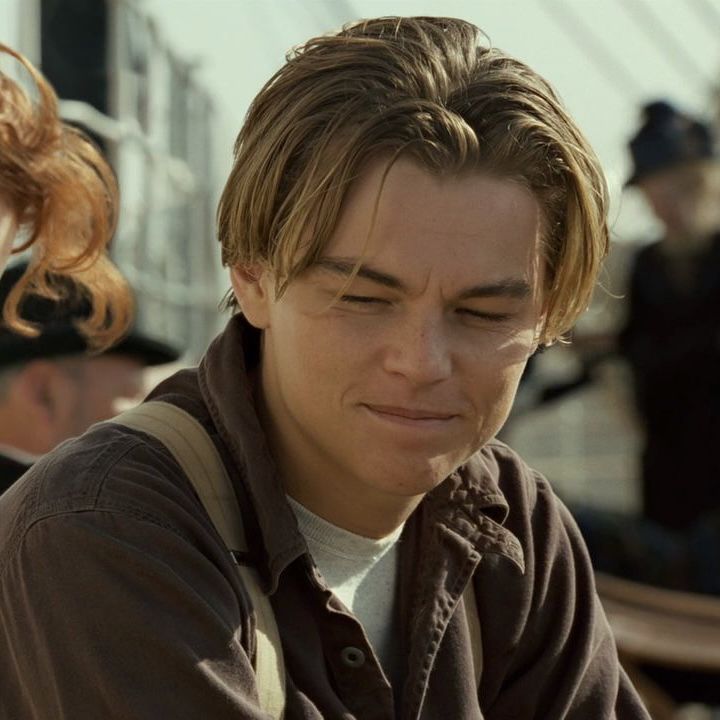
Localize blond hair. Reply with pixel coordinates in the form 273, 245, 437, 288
0, 43, 132, 349
218, 17, 609, 344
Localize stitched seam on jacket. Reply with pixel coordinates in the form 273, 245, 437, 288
0, 435, 182, 579
1, 507, 244, 640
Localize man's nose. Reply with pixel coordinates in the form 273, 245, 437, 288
382, 315, 453, 385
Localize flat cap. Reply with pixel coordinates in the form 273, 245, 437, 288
0, 262, 181, 368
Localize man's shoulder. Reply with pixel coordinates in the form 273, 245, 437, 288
0, 399, 215, 576
0, 421, 146, 508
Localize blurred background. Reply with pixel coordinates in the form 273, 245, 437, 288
1, 0, 720, 514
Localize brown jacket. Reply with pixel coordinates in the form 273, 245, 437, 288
0, 316, 649, 719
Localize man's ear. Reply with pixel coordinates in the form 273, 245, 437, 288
229, 265, 272, 329
0, 361, 60, 455
14, 361, 59, 420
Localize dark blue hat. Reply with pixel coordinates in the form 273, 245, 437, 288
626, 100, 716, 186
0, 262, 181, 368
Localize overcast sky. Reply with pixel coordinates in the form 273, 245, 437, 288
144, 0, 720, 241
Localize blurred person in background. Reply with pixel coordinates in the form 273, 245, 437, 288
0, 262, 181, 495
578, 100, 720, 593
0, 43, 131, 349
0, 17, 649, 719
575, 100, 720, 712
620, 100, 720, 532
579, 104, 720, 588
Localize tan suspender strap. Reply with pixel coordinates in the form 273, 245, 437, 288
112, 401, 286, 719
463, 575, 483, 690
113, 401, 247, 553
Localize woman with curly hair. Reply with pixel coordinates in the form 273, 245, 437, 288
0, 43, 131, 349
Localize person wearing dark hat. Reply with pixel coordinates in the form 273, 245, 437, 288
567, 101, 720, 711
0, 262, 180, 494
619, 100, 720, 532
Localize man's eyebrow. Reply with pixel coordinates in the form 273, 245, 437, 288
457, 279, 532, 301
314, 258, 406, 291
315, 258, 531, 299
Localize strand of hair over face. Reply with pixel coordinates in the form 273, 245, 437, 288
0, 43, 133, 350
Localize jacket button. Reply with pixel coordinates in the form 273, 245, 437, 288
340, 646, 366, 668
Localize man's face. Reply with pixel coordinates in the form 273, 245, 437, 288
58, 354, 146, 440
235, 158, 545, 530
638, 161, 720, 241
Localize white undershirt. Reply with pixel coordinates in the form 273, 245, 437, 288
287, 496, 404, 683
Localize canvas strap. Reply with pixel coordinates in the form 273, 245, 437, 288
112, 400, 286, 719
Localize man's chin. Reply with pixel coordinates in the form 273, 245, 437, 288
367, 459, 462, 499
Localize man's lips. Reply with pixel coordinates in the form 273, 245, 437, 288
362, 404, 458, 421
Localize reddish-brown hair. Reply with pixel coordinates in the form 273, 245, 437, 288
0, 43, 132, 349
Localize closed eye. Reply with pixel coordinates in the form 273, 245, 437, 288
457, 308, 515, 322
340, 294, 390, 306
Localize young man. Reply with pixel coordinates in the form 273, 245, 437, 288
0, 262, 181, 495
0, 17, 650, 719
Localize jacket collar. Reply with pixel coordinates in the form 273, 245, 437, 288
199, 314, 525, 590
198, 315, 305, 592
424, 452, 525, 572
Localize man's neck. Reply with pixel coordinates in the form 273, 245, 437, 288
285, 479, 422, 539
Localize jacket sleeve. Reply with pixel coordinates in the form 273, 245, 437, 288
0, 506, 274, 719
479, 471, 651, 719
